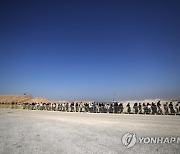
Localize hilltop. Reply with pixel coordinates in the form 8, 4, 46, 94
0, 94, 53, 103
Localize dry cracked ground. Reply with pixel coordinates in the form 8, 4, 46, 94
0, 108, 179, 154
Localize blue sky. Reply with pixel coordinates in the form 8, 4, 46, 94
0, 0, 180, 101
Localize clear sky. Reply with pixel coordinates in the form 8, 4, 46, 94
0, 0, 180, 101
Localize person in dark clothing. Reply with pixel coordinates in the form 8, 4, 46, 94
157, 101, 162, 115
119, 103, 124, 114
32, 102, 35, 110
151, 102, 157, 115
169, 102, 175, 114
147, 103, 151, 114
52, 103, 56, 111
58, 103, 62, 111
98, 103, 102, 113
113, 102, 118, 113
164, 102, 169, 115
75, 103, 79, 112
70, 102, 74, 112
79, 102, 83, 112
133, 103, 138, 114
85, 103, 89, 112
126, 103, 131, 114
92, 102, 96, 113
143, 103, 148, 114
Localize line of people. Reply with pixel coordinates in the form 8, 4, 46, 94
126, 101, 179, 115
0, 101, 179, 115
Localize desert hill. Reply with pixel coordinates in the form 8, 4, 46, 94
0, 94, 53, 103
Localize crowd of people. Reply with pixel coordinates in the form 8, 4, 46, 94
0, 101, 180, 115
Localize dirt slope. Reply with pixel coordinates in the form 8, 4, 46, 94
0, 94, 52, 103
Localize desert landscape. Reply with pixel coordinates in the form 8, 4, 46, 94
0, 94, 179, 105
0, 95, 179, 153
0, 107, 179, 154
0, 94, 179, 114
1, 0, 180, 153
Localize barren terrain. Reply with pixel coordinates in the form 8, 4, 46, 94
0, 108, 179, 154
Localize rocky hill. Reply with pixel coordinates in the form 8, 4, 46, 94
0, 94, 53, 103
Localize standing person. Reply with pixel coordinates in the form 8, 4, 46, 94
59, 103, 62, 111
79, 102, 83, 112
98, 103, 101, 113
82, 103, 86, 112
175, 102, 179, 114
49, 103, 52, 111
164, 102, 169, 115
96, 102, 100, 113
40, 102, 43, 110
70, 102, 74, 112
147, 103, 151, 114
138, 103, 142, 114
114, 102, 118, 114
106, 104, 110, 113
27, 103, 31, 110
32, 102, 35, 110
85, 103, 88, 112
119, 103, 124, 114
36, 103, 39, 110
76, 103, 79, 112
89, 103, 92, 113
109, 104, 113, 113
43, 103, 46, 110
142, 103, 148, 114
169, 102, 175, 114
57, 103, 60, 111
117, 102, 120, 113
102, 103, 105, 113
104, 103, 107, 113
157, 101, 162, 115
99, 103, 103, 113
11, 102, 14, 109
133, 103, 138, 114
65, 103, 69, 112
92, 102, 96, 113
23, 103, 26, 109
151, 102, 157, 115
126, 103, 131, 114
62, 103, 65, 111
52, 103, 56, 111
56, 103, 58, 111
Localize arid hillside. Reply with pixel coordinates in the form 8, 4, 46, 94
0, 94, 53, 103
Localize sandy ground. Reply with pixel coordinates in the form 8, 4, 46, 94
0, 109, 179, 154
